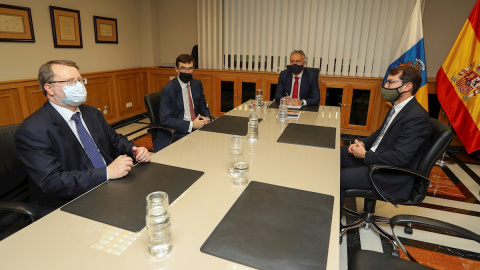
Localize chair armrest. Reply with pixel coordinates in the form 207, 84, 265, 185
369, 164, 430, 181
149, 125, 176, 135
368, 164, 430, 207
389, 214, 480, 262
390, 214, 480, 243
0, 202, 40, 222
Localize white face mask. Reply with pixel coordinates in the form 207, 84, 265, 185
59, 81, 87, 106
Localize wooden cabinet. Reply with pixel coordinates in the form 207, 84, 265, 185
320, 77, 382, 136
216, 76, 262, 116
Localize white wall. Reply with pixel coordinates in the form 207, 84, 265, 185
0, 0, 150, 81
423, 0, 477, 76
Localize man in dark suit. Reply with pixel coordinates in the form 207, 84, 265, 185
274, 50, 320, 107
340, 65, 431, 211
154, 54, 211, 151
15, 60, 151, 216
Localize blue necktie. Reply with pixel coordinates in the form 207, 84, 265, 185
372, 107, 396, 149
71, 112, 105, 168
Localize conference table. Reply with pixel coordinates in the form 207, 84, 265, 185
0, 101, 340, 269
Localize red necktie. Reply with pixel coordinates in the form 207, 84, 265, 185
292, 77, 299, 99
187, 84, 196, 121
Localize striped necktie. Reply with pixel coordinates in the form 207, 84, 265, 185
71, 112, 105, 168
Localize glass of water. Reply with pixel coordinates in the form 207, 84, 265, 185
232, 161, 249, 187
278, 97, 289, 123
255, 89, 263, 108
146, 191, 172, 258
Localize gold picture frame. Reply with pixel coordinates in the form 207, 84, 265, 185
0, 4, 35, 42
93, 16, 118, 44
49, 6, 82, 48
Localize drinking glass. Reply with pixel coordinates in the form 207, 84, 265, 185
146, 191, 172, 258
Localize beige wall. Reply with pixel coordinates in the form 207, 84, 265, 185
0, 0, 476, 82
423, 0, 477, 76
0, 0, 151, 81
157, 0, 198, 66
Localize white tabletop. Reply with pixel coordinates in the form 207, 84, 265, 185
0, 101, 340, 270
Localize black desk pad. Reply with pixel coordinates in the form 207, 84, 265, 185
201, 181, 334, 270
269, 101, 320, 112
277, 123, 336, 149
199, 115, 262, 136
61, 163, 203, 232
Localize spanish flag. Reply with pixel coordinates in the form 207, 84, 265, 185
437, 0, 480, 154
384, 0, 428, 111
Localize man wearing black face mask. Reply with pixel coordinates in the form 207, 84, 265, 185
155, 54, 211, 151
339, 65, 431, 217
274, 50, 320, 107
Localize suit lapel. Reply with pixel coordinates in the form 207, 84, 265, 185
299, 70, 309, 99
285, 73, 293, 95
383, 98, 417, 137
173, 78, 186, 114
45, 102, 93, 169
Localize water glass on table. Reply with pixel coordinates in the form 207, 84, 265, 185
146, 191, 172, 258
228, 145, 243, 175
278, 97, 289, 123
232, 161, 249, 187
248, 112, 259, 142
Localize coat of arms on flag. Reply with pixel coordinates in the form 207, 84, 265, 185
451, 63, 480, 101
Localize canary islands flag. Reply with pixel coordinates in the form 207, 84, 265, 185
383, 0, 428, 111
437, 0, 480, 154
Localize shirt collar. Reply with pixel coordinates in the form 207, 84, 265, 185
177, 76, 189, 90
394, 96, 414, 112
49, 101, 81, 122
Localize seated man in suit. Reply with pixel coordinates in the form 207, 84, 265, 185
340, 65, 431, 213
274, 50, 320, 107
154, 54, 211, 151
15, 60, 151, 216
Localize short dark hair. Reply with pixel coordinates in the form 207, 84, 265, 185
388, 65, 422, 95
176, 54, 195, 67
38, 60, 79, 96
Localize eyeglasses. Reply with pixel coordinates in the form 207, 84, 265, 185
177, 67, 195, 72
48, 78, 87, 86
384, 79, 403, 87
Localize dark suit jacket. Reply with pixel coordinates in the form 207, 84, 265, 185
155, 77, 210, 150
15, 102, 134, 215
274, 68, 320, 106
360, 98, 431, 200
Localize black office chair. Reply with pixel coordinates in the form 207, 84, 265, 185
144, 92, 176, 150
341, 118, 454, 251
0, 124, 39, 240
349, 214, 480, 270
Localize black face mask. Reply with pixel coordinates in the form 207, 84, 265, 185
288, 64, 304, 74
179, 72, 193, 83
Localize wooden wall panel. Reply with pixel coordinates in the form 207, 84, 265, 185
0, 88, 23, 126
23, 85, 45, 116
116, 72, 143, 117
84, 76, 116, 121
151, 74, 174, 93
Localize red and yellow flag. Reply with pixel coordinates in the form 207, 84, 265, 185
437, 0, 480, 154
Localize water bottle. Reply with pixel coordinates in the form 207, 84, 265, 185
146, 191, 172, 258
255, 89, 263, 108
248, 112, 258, 142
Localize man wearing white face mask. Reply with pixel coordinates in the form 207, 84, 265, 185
15, 60, 151, 216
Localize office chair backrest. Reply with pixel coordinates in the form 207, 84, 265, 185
304, 67, 320, 78
0, 124, 29, 202
407, 118, 454, 205
144, 92, 162, 126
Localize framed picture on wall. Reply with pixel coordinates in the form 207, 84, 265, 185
93, 16, 118, 44
49, 6, 82, 48
0, 4, 35, 42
